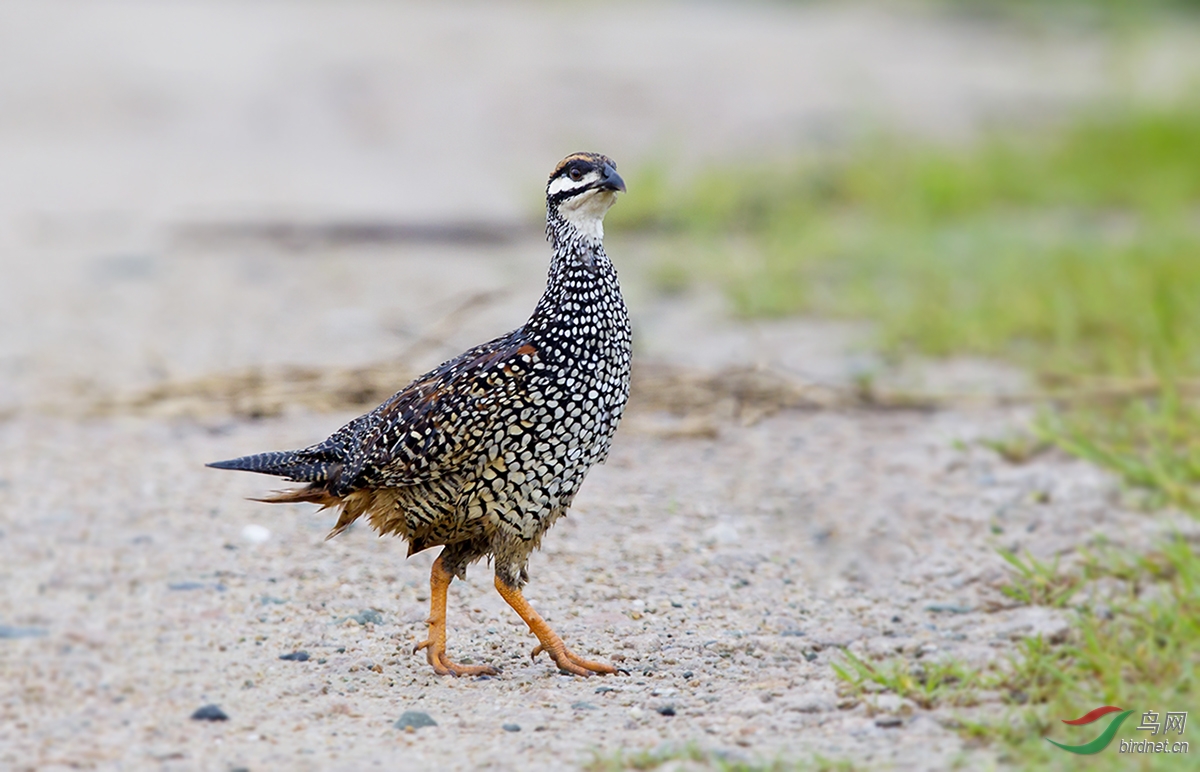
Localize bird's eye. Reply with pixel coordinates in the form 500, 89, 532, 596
569, 168, 583, 181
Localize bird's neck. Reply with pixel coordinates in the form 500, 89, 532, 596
542, 211, 613, 275
526, 217, 624, 338
545, 210, 604, 255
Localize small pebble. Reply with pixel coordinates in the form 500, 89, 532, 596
875, 716, 903, 728
167, 582, 207, 591
279, 651, 309, 662
682, 671, 694, 679
656, 705, 677, 716
340, 610, 384, 626
924, 604, 972, 614
502, 723, 521, 732
190, 704, 228, 722
595, 686, 615, 694
571, 701, 597, 710
393, 710, 437, 730
0, 625, 48, 639
241, 524, 271, 544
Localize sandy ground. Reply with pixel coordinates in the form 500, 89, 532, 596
3, 2, 1200, 771
4, 233, 1198, 772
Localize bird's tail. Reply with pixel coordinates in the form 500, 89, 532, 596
249, 486, 341, 508
206, 451, 334, 484
208, 451, 344, 509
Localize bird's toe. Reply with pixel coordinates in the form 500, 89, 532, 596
420, 643, 498, 677
533, 644, 618, 676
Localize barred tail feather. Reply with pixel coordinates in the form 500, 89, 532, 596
206, 451, 336, 483
208, 450, 363, 541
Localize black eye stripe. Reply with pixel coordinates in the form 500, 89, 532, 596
561, 163, 594, 180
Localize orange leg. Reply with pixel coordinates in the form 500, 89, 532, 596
494, 575, 619, 677
413, 554, 498, 677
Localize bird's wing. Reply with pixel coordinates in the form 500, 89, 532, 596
302, 331, 540, 495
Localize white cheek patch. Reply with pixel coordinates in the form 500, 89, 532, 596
547, 171, 601, 197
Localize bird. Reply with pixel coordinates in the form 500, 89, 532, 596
208, 152, 631, 677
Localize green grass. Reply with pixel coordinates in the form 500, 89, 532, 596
825, 540, 1200, 768
584, 744, 857, 772
613, 97, 1200, 510
978, 431, 1051, 464
830, 538, 1199, 769
935, 0, 1200, 21
615, 99, 1200, 373
995, 548, 1083, 608
613, 83, 1200, 771
831, 649, 982, 709
800, 0, 1200, 30
1037, 393, 1200, 512
988, 537, 1198, 768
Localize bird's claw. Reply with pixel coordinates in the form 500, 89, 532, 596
529, 643, 619, 677
415, 639, 498, 678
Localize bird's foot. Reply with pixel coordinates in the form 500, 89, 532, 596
414, 639, 498, 678
494, 574, 623, 677
530, 643, 620, 677
414, 553, 499, 677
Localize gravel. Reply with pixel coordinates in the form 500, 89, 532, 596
924, 604, 974, 614
339, 610, 385, 626
0, 625, 48, 639
394, 711, 438, 731
190, 705, 229, 722
2, 4, 1197, 770
3, 366, 1189, 768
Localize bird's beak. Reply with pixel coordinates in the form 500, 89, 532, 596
598, 163, 626, 193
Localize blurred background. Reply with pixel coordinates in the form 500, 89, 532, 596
1, 0, 1198, 405
3, 0, 1198, 503
2, 1, 1199, 769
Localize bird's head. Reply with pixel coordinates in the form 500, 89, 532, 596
545, 152, 626, 245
